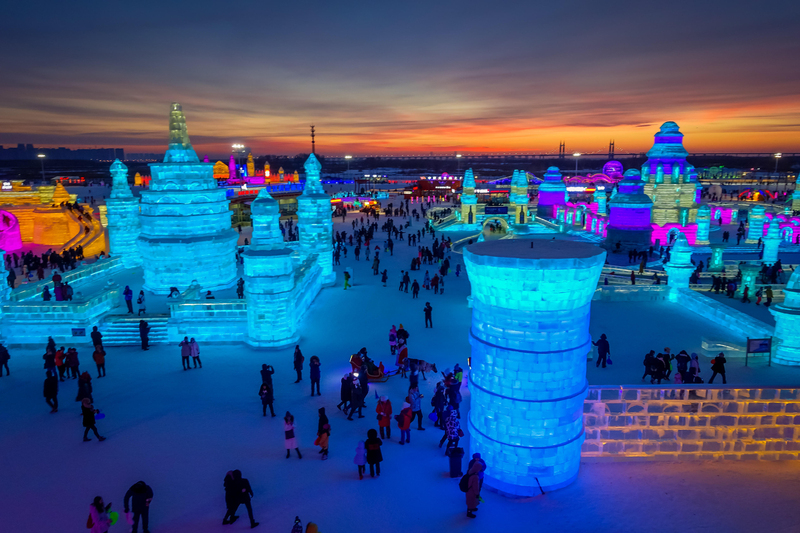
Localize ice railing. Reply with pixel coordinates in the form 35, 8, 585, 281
582, 385, 800, 460
9, 256, 124, 302
4, 284, 122, 319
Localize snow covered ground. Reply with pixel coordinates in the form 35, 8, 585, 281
3, 196, 800, 532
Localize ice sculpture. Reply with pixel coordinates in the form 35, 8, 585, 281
708, 243, 726, 271
246, 153, 255, 177
695, 205, 711, 245
762, 222, 781, 265
460, 169, 478, 224
508, 169, 530, 224
243, 188, 298, 346
297, 154, 335, 285
606, 169, 653, 249
664, 232, 693, 289
464, 240, 605, 494
738, 263, 760, 298
593, 188, 608, 216
138, 103, 238, 293
771, 268, 800, 366
746, 205, 766, 244
537, 166, 567, 218
105, 159, 142, 267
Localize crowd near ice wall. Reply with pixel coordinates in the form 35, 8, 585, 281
465, 240, 605, 495
582, 387, 800, 460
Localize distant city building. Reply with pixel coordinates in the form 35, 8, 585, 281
0, 144, 124, 161
126, 153, 163, 162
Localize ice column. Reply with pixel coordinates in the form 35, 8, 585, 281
593, 188, 607, 215
105, 159, 142, 267
664, 232, 694, 289
139, 103, 238, 293
771, 268, 800, 366
695, 204, 711, 245
738, 263, 761, 298
762, 222, 781, 265
243, 188, 297, 347
464, 240, 605, 495
460, 169, 478, 223
708, 243, 726, 271
746, 205, 766, 244
297, 154, 335, 285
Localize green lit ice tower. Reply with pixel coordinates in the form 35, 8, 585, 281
106, 159, 142, 267
297, 154, 335, 285
138, 103, 238, 293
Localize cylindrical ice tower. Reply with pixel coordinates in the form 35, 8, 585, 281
464, 240, 605, 495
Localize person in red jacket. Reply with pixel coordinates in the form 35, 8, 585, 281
376, 396, 392, 439
397, 401, 413, 445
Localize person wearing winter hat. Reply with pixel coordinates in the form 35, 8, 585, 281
376, 396, 393, 439
365, 428, 383, 477
354, 440, 367, 479
467, 453, 486, 490
81, 397, 105, 442
397, 401, 413, 445
291, 516, 303, 533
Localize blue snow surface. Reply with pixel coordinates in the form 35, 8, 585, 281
2, 192, 800, 532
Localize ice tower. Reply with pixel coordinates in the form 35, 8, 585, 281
508, 170, 530, 224
746, 205, 766, 244
138, 103, 238, 293
243, 188, 297, 346
460, 169, 478, 224
106, 159, 142, 267
771, 268, 800, 366
695, 205, 711, 245
664, 232, 694, 289
605, 169, 653, 249
537, 166, 567, 218
762, 221, 781, 265
464, 240, 605, 495
297, 154, 335, 285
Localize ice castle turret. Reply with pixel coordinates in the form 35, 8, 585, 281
606, 169, 653, 249
243, 188, 297, 347
537, 166, 567, 218
746, 205, 766, 244
593, 188, 608, 216
460, 169, 478, 224
762, 221, 781, 265
465, 240, 605, 494
105, 159, 142, 267
138, 103, 238, 294
664, 232, 694, 289
297, 154, 335, 285
771, 268, 800, 366
508, 170, 530, 224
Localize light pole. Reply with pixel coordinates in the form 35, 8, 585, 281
37, 154, 46, 183
456, 153, 462, 172
345, 155, 352, 180
573, 152, 581, 176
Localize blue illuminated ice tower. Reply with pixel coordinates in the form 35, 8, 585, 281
138, 103, 238, 293
106, 159, 142, 267
243, 188, 298, 347
297, 153, 335, 285
459, 169, 478, 225
464, 240, 605, 495
771, 268, 800, 366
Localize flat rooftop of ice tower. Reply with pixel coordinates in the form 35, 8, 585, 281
466, 239, 605, 261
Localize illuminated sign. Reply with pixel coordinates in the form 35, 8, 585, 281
1, 182, 11, 191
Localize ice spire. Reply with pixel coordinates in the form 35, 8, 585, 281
109, 159, 132, 199
250, 188, 285, 250
302, 153, 325, 195
164, 102, 199, 163
463, 168, 476, 189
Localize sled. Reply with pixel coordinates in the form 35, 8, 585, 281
349, 354, 397, 382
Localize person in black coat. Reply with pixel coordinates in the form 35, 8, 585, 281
222, 471, 237, 525
347, 377, 364, 420
709, 352, 728, 384
293, 346, 304, 383
227, 470, 258, 528
259, 383, 275, 417
424, 302, 433, 328
337, 373, 351, 412
124, 480, 153, 533
139, 320, 150, 351
90, 326, 103, 349
309, 355, 321, 396
260, 364, 274, 388
44, 371, 58, 413
81, 397, 105, 442
365, 428, 383, 477
592, 333, 611, 368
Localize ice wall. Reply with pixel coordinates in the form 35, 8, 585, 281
464, 240, 605, 495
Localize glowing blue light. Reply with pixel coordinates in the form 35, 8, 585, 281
106, 159, 142, 268
746, 205, 766, 244
771, 268, 800, 366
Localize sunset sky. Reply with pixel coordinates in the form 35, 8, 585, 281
1, 0, 798, 156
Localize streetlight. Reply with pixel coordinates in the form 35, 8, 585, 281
774, 153, 782, 175
456, 153, 462, 172
37, 154, 46, 183
573, 152, 581, 175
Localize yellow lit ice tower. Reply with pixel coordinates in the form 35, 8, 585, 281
138, 103, 238, 293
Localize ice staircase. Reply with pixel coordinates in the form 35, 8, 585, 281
100, 315, 169, 346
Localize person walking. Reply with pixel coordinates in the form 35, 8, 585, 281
376, 396, 393, 439
424, 302, 433, 328
228, 470, 259, 528
709, 352, 728, 384
337, 373, 351, 412
123, 481, 153, 533
284, 412, 302, 458
381, 269, 388, 287
139, 320, 150, 351
765, 285, 774, 307
397, 401, 413, 445
179, 337, 192, 370
88, 496, 112, 533
222, 471, 238, 525
365, 428, 383, 477
316, 407, 330, 459
92, 346, 106, 378
0, 343, 10, 377
190, 337, 201, 368
44, 371, 58, 413
259, 383, 275, 417
293, 346, 304, 383
464, 460, 485, 518
123, 285, 133, 314
309, 355, 321, 396
66, 347, 80, 379
81, 397, 105, 442
90, 326, 103, 350
408, 385, 425, 431
347, 376, 364, 420
354, 440, 367, 480
137, 290, 146, 315
592, 333, 611, 368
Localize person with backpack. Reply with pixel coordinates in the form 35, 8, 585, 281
397, 401, 413, 445
293, 346, 304, 383
592, 333, 611, 368
467, 453, 486, 490
462, 459, 485, 518
365, 428, 383, 477
354, 440, 367, 479
87, 496, 112, 533
709, 352, 727, 384
309, 355, 321, 396
259, 383, 275, 417
123, 480, 153, 533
